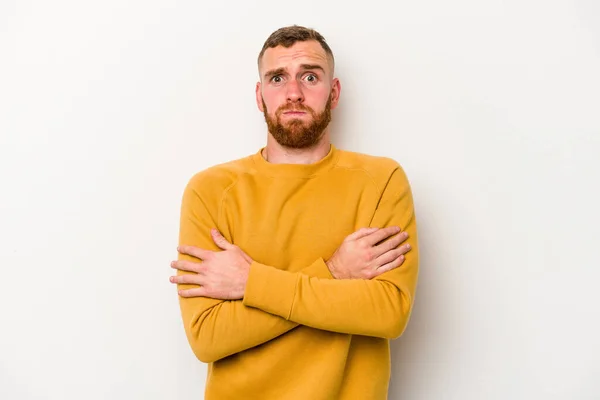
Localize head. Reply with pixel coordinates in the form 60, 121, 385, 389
256, 25, 341, 149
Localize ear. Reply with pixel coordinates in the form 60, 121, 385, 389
255, 82, 264, 112
330, 78, 341, 110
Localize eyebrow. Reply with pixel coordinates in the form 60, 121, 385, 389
263, 64, 326, 80
300, 64, 325, 73
264, 67, 286, 80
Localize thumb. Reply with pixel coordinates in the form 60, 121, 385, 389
211, 229, 233, 250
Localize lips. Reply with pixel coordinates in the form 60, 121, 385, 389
277, 106, 312, 118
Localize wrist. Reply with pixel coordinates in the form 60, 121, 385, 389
326, 258, 342, 279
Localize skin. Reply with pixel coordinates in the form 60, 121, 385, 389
170, 40, 411, 299
256, 40, 340, 163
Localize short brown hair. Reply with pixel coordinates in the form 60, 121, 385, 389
257, 25, 335, 71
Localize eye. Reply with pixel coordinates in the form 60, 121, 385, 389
304, 73, 318, 83
271, 75, 284, 84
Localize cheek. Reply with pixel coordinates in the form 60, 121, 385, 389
305, 85, 330, 102
262, 91, 284, 112
304, 94, 330, 111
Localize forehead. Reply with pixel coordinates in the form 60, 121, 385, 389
260, 40, 331, 74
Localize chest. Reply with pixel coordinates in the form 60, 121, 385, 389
222, 177, 381, 271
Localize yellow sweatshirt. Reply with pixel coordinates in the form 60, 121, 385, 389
176, 143, 419, 400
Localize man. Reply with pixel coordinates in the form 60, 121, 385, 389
169, 25, 419, 399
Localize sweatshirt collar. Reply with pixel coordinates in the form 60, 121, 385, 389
251, 143, 339, 178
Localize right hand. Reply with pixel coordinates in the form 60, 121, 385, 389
326, 226, 411, 280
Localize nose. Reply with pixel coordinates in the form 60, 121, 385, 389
286, 79, 304, 103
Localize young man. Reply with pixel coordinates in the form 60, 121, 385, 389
169, 25, 419, 399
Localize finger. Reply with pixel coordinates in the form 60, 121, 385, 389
170, 260, 202, 273
397, 242, 412, 256
374, 246, 403, 267
211, 229, 234, 251
373, 233, 405, 258
178, 287, 208, 298
169, 273, 203, 285
376, 255, 405, 275
364, 226, 401, 246
373, 231, 409, 258
346, 227, 379, 241
178, 245, 212, 260
381, 245, 412, 263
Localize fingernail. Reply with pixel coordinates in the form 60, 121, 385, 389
406, 244, 411, 249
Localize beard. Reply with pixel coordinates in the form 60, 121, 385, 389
262, 96, 332, 149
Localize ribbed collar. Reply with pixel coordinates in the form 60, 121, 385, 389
251, 144, 339, 178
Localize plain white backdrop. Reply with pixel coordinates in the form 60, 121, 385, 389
1, 0, 599, 399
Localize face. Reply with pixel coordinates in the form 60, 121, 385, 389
256, 40, 341, 149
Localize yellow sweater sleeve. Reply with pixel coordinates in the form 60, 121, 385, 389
177, 182, 333, 363
242, 165, 419, 339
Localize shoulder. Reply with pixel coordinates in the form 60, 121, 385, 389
183, 154, 253, 200
335, 147, 409, 192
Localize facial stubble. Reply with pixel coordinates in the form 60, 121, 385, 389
261, 95, 332, 149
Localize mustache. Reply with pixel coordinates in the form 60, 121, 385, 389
276, 104, 313, 114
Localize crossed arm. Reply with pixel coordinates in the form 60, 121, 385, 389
172, 167, 419, 363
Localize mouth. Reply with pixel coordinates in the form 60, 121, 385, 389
282, 111, 307, 116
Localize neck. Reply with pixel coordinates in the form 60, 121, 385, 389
262, 131, 331, 165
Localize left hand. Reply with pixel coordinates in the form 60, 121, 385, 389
170, 229, 253, 300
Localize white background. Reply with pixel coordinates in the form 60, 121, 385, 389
1, 0, 599, 399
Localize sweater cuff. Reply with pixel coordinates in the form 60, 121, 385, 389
242, 261, 299, 319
